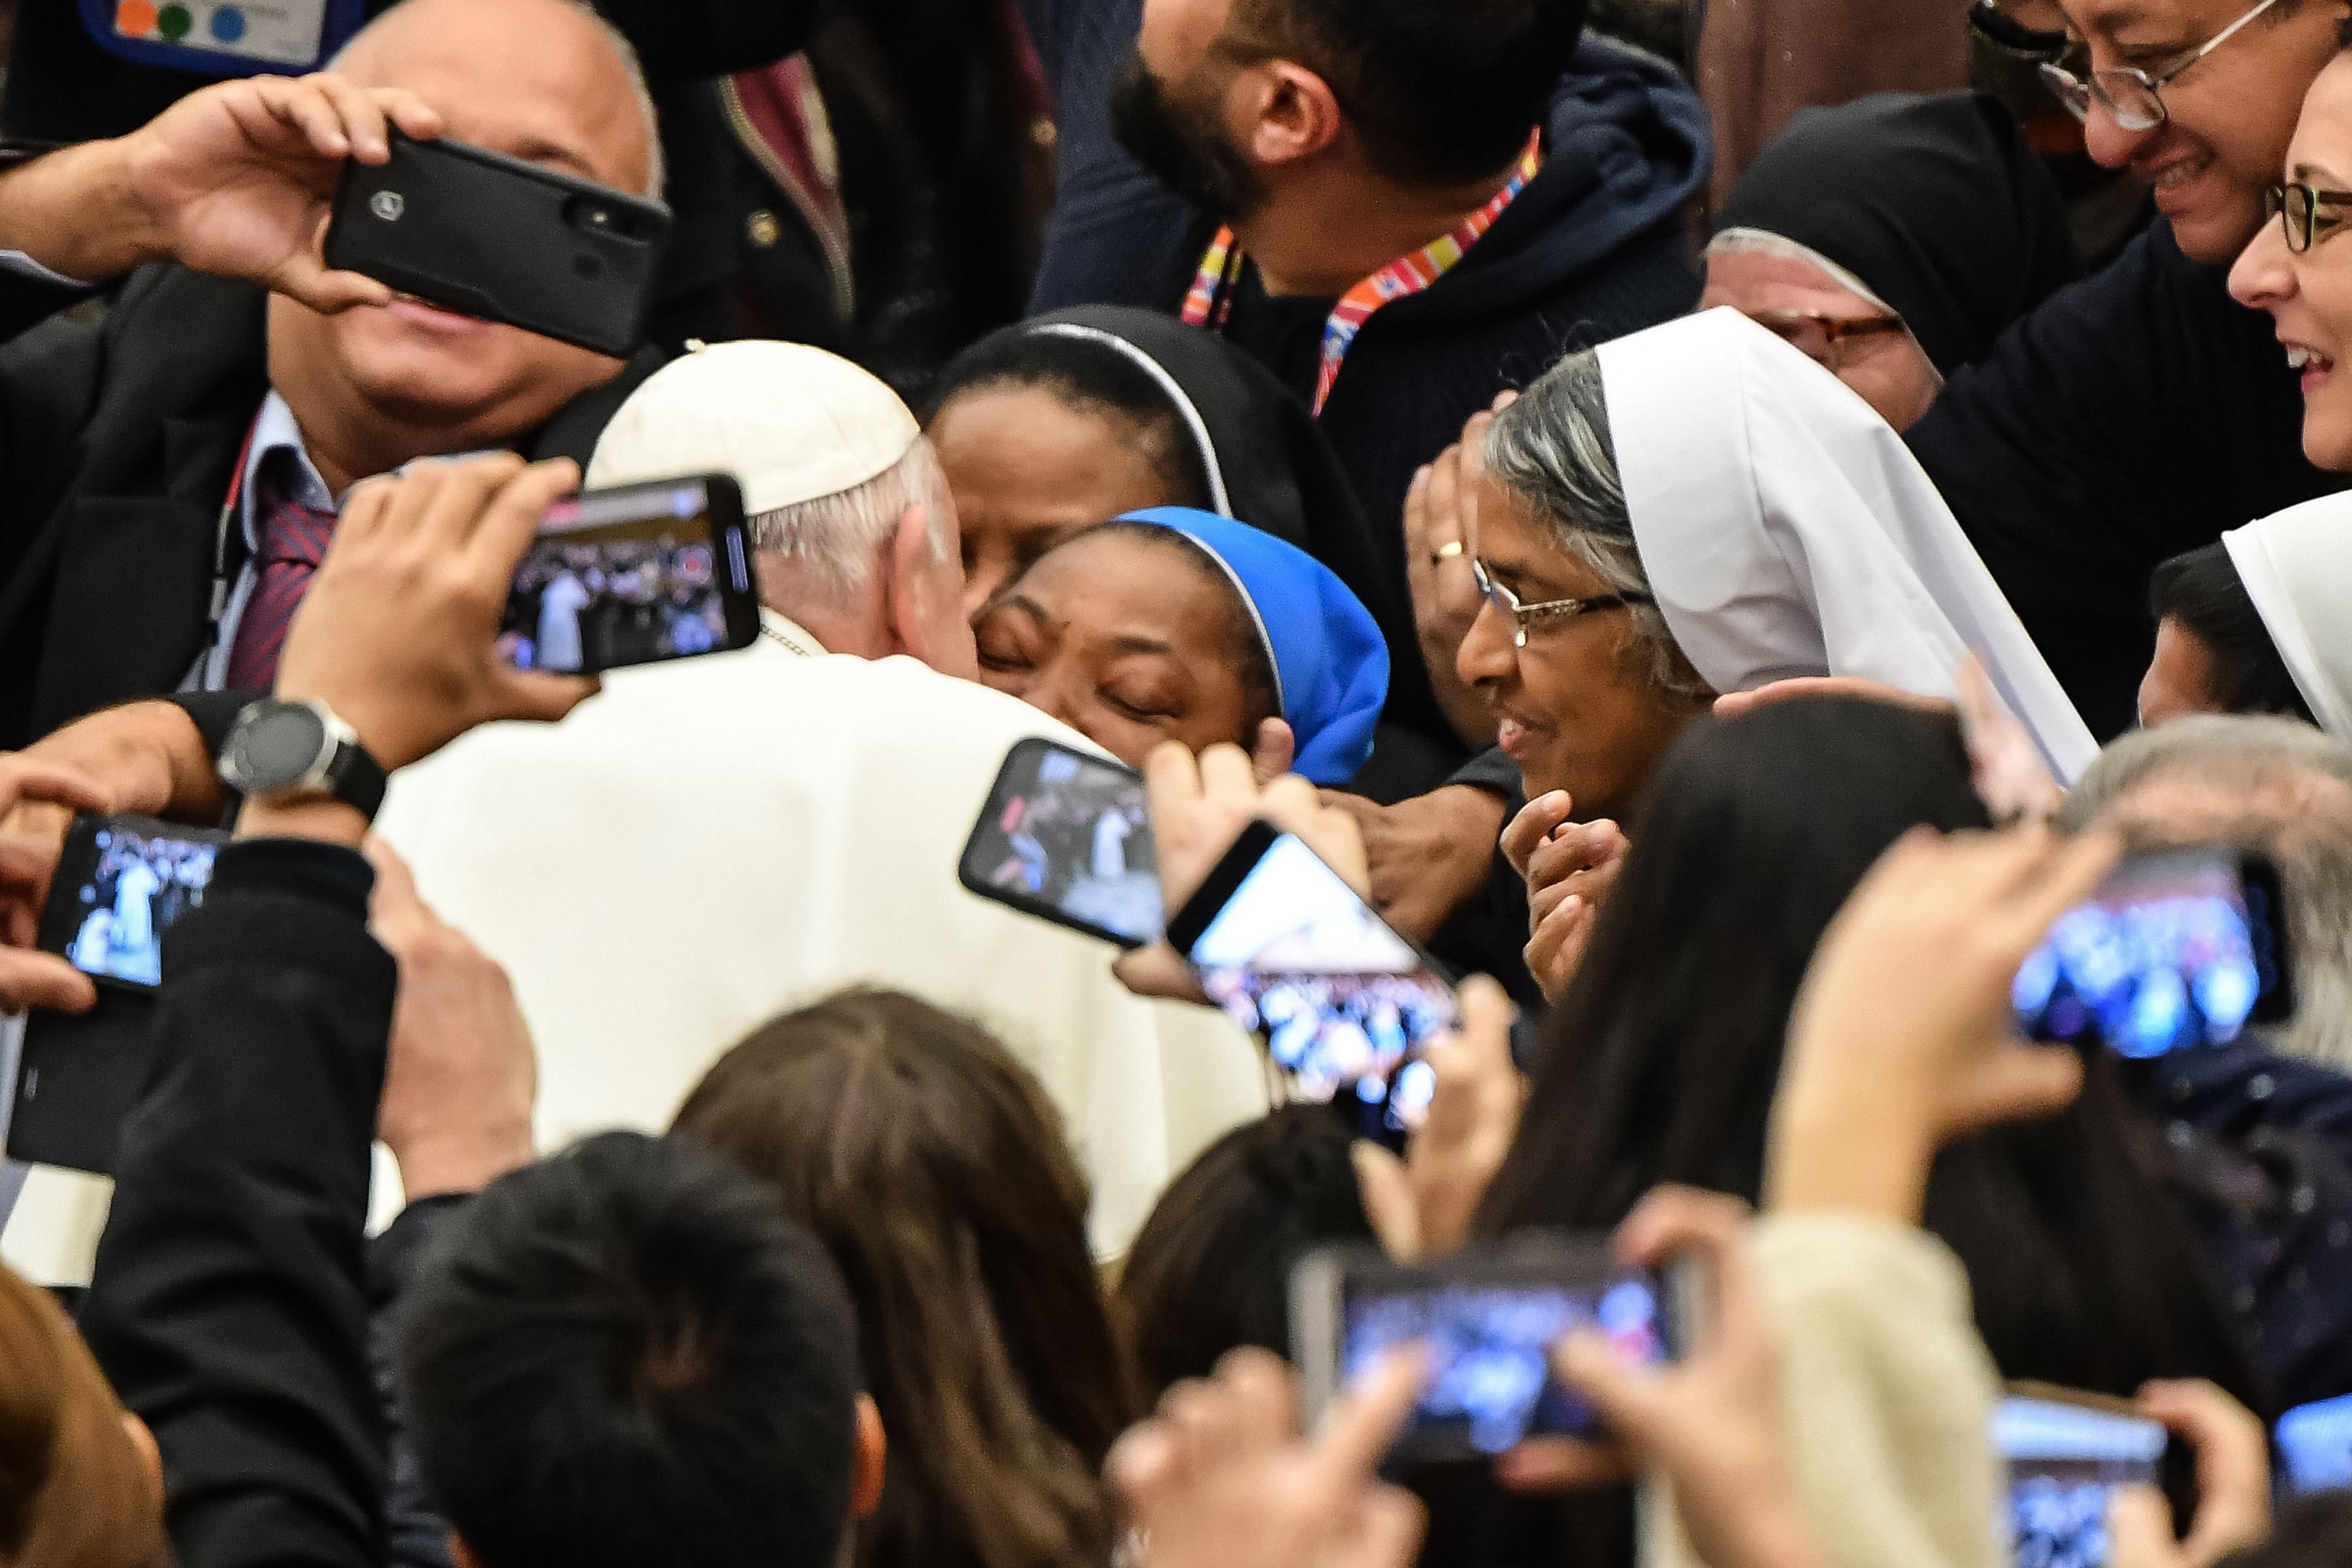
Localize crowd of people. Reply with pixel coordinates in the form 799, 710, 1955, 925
6, 0, 2352, 1565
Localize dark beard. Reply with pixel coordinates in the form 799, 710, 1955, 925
1107, 48, 1267, 224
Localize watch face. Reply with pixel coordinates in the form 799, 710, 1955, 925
230, 704, 329, 790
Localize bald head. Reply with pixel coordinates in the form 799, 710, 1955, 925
331, 0, 661, 197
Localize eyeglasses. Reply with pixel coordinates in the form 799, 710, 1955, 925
1746, 308, 1910, 365
1470, 557, 1651, 649
2037, 0, 2283, 135
1965, 0, 2066, 59
2267, 181, 2352, 253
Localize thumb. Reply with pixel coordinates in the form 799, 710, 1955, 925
1552, 1331, 1657, 1450
489, 671, 603, 728
276, 255, 395, 314
1251, 717, 1296, 785
2107, 1486, 2181, 1568
1948, 1045, 2085, 1135
1350, 1141, 1423, 1262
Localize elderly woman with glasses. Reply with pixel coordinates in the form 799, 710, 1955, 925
2229, 19, 2352, 471
1459, 308, 2095, 990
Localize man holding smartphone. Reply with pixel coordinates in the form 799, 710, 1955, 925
0, 0, 665, 750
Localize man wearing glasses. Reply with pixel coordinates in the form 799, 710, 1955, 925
1907, 0, 2351, 740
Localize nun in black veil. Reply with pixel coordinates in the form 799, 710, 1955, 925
928, 305, 1460, 799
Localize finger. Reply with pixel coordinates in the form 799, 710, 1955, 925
1501, 792, 1575, 875
1712, 690, 1760, 719
1491, 389, 1520, 412
461, 459, 580, 600
1250, 718, 1296, 787
1425, 442, 1463, 551
257, 75, 351, 159
1311, 1348, 1427, 1486
1613, 1184, 1751, 1270
312, 72, 392, 161
1550, 1331, 1657, 1446
1948, 1046, 2085, 1132
1352, 1141, 1424, 1261
1111, 943, 1211, 1006
421, 453, 532, 556
1195, 742, 1259, 808
370, 87, 446, 143
1403, 465, 1433, 555
2104, 1487, 2179, 1568
1344, 1486, 1429, 1568
1103, 1422, 1184, 1512
1526, 819, 1622, 892
1991, 828, 2123, 957
1494, 1435, 1637, 1493
0, 949, 99, 1016
1209, 1347, 1303, 1454
0, 759, 115, 820
1144, 740, 1206, 823
1458, 412, 1494, 491
274, 254, 396, 314
483, 672, 602, 728
335, 475, 400, 549
1523, 894, 1586, 987
361, 834, 427, 928
2139, 1380, 2273, 1563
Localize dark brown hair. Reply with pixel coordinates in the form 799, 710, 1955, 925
0, 1265, 163, 1568
673, 990, 1135, 1568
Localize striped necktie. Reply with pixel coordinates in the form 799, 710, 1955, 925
223, 450, 336, 691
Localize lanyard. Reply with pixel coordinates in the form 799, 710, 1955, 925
203, 409, 268, 652
1179, 131, 1543, 416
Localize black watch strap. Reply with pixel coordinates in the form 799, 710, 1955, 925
325, 731, 389, 822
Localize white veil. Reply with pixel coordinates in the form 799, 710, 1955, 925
1593, 308, 2099, 782
2223, 493, 2352, 742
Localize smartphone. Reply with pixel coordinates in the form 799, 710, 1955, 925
35, 815, 232, 992
497, 474, 759, 675
1291, 1237, 1681, 1463
2011, 848, 2293, 1059
1167, 821, 1460, 1146
958, 738, 1158, 947
323, 131, 672, 356
1993, 1386, 2168, 1568
2278, 1394, 2352, 1494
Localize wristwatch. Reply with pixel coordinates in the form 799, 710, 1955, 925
217, 698, 388, 822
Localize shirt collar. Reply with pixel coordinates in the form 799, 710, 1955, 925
758, 607, 828, 657
239, 390, 335, 552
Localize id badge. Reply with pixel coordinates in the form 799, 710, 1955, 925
81, 0, 365, 74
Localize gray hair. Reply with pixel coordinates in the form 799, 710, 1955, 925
749, 437, 955, 613
2058, 715, 2352, 1073
1482, 351, 1710, 700
332, 0, 666, 198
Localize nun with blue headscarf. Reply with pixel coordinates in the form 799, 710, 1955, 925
971, 505, 1390, 787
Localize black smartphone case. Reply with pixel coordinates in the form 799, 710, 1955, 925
8, 994, 157, 1175
323, 132, 672, 357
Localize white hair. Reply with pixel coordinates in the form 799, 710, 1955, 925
748, 438, 955, 613
331, 0, 666, 199
2058, 715, 2352, 1073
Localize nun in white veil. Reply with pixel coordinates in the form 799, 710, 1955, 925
1492, 306, 2096, 782
2223, 495, 2352, 743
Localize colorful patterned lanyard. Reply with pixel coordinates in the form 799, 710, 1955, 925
1179, 131, 1543, 416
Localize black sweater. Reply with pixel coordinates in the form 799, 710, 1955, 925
1905, 222, 2347, 738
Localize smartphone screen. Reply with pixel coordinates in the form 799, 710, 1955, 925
1174, 828, 1460, 1142
1993, 1394, 2166, 1568
958, 738, 1158, 947
38, 816, 231, 991
498, 475, 756, 675
2278, 1394, 2352, 1494
2011, 848, 2291, 1059
1292, 1240, 1675, 1462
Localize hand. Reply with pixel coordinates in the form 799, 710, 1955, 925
367, 838, 538, 1201
1712, 678, 1954, 723
2109, 1381, 2272, 1568
1352, 976, 1524, 1260
1118, 742, 1372, 1007
1252, 718, 1298, 787
1956, 655, 2064, 826
276, 454, 598, 773
1501, 792, 1627, 1004
1108, 1348, 1428, 1568
1319, 786, 1505, 943
1499, 1188, 1818, 1568
1771, 826, 2121, 1222
1403, 404, 1506, 749
0, 756, 117, 1013
3, 700, 228, 919
118, 74, 443, 310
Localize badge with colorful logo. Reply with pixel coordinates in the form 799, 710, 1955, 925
81, 0, 367, 75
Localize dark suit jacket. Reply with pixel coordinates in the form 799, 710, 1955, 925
0, 264, 661, 749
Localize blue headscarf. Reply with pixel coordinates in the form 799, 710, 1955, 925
1118, 507, 1390, 785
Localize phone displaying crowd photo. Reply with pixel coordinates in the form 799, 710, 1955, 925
1993, 1387, 2168, 1568
1290, 1237, 1679, 1463
1168, 821, 1459, 1146
2010, 847, 2293, 1059
498, 474, 759, 675
2278, 1393, 2352, 1494
958, 738, 1159, 947
36, 815, 233, 991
